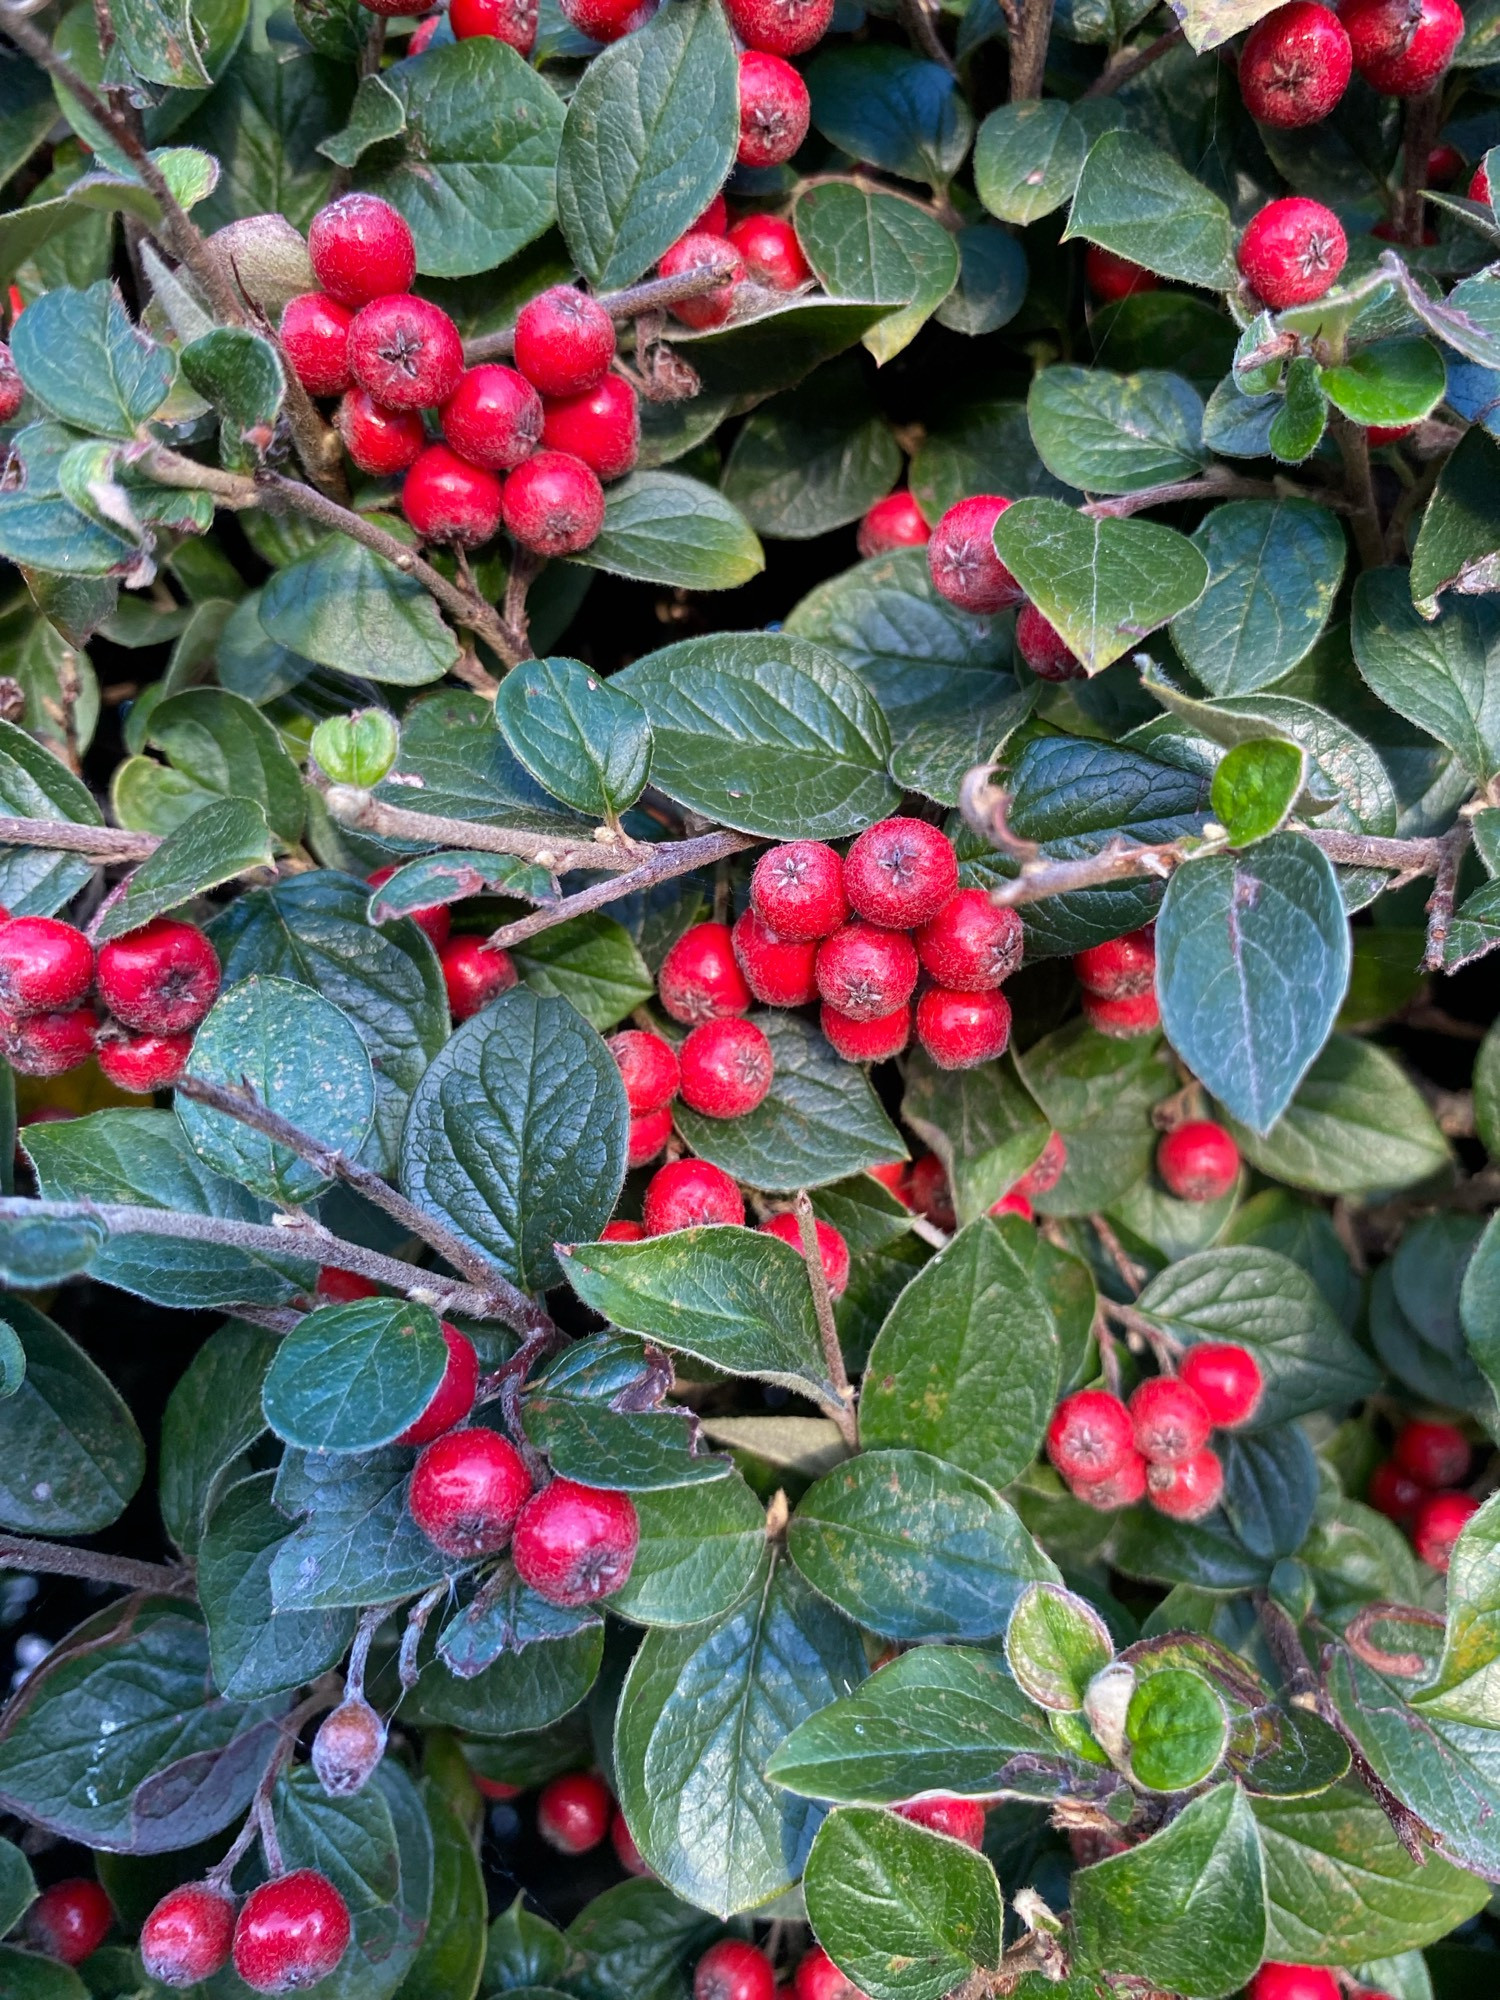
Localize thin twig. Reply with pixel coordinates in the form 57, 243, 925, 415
398, 1582, 447, 1689
1423, 818, 1471, 971
1090, 1213, 1146, 1295
1330, 412, 1386, 570
485, 829, 757, 950
320, 782, 652, 874
1081, 471, 1349, 519
900, 0, 955, 73
463, 262, 744, 364
0, 815, 161, 860
1081, 22, 1184, 96
0, 1533, 190, 1595
794, 1190, 858, 1447
1007, 0, 1054, 99
1396, 84, 1443, 245
1254, 1592, 1318, 1702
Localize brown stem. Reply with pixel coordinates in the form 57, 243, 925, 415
358, 9, 386, 76
1081, 22, 1184, 96
1007, 0, 1053, 98
0, 1533, 190, 1595
1344, 1600, 1445, 1679
1396, 84, 1442, 245
319, 781, 652, 874
794, 1190, 858, 1446
1082, 472, 1347, 520
1089, 1213, 1146, 1295
398, 1582, 446, 1689
1331, 413, 1386, 570
1423, 818, 1471, 971
502, 546, 541, 663
0, 815, 160, 860
900, 0, 955, 74
463, 261, 745, 364
485, 828, 757, 951
1254, 1591, 1318, 1702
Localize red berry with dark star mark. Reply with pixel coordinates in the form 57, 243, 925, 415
1074, 927, 1156, 998
732, 907, 819, 1007
916, 987, 1012, 1070
442, 363, 543, 471
1130, 1376, 1213, 1466
658, 233, 746, 329
502, 450, 605, 556
893, 1795, 986, 1848
642, 1157, 745, 1233
1179, 1343, 1263, 1427
409, 1427, 533, 1559
1084, 244, 1159, 300
279, 293, 353, 397
659, 921, 751, 1024
1340, 0, 1463, 94
821, 1002, 911, 1063
514, 1478, 639, 1606
916, 889, 1023, 990
349, 295, 464, 410
395, 1321, 479, 1447
816, 923, 919, 1022
514, 287, 616, 398
1369, 1458, 1425, 1524
928, 496, 1024, 613
1238, 198, 1347, 308
1082, 989, 1161, 1037
338, 390, 426, 476
608, 1027, 680, 1114
728, 212, 811, 291
760, 1211, 850, 1294
857, 489, 930, 559
97, 918, 218, 1034
737, 50, 810, 168
0, 915, 94, 1016
140, 1883, 236, 1988
537, 1771, 613, 1852
96, 1028, 192, 1094
1016, 602, 1084, 681
232, 1871, 351, 1995
440, 936, 517, 1020
308, 193, 416, 307
1239, 1, 1353, 126
727, 0, 832, 50
449, 0, 537, 51
1147, 1445, 1224, 1520
1047, 1389, 1134, 1483
29, 1880, 112, 1966
402, 443, 505, 545
367, 865, 450, 950
752, 840, 848, 940
695, 1938, 777, 2000
541, 374, 640, 481
628, 1106, 674, 1168
1414, 1489, 1479, 1570
845, 817, 957, 928
679, 1016, 774, 1118
1395, 1419, 1470, 1489
1156, 1121, 1240, 1202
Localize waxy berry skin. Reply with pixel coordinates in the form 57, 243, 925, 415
1238, 198, 1347, 308
442, 363, 543, 470
561, 0, 658, 37
1368, 1457, 1425, 1523
1082, 988, 1161, 1037
29, 1879, 112, 1965
140, 1882, 236, 1987
337, 390, 427, 476
611, 1807, 650, 1874
471, 1771, 524, 1800
659, 233, 746, 329
407, 10, 442, 47
857, 489, 930, 560
795, 1942, 869, 2000
232, 1871, 352, 1994
732, 906, 819, 1007
0, 1003, 93, 1078
1074, 926, 1155, 998
409, 1427, 534, 1559
916, 889, 1022, 990
513, 1477, 639, 1605
1129, 1376, 1213, 1466
1473, 160, 1493, 204
279, 293, 354, 397
726, 0, 833, 54
728, 212, 812, 291
366, 864, 451, 950
1395, 1419, 1470, 1489
659, 921, 751, 1023
908, 1152, 955, 1229
628, 1105, 675, 1168
601, 1218, 646, 1243
1247, 1968, 1341, 2000
1016, 602, 1084, 681
97, 1028, 193, 1094
928, 495, 1024, 614
1239, 2, 1354, 125
1047, 1389, 1134, 1482
991, 1189, 1033, 1221
349, 295, 465, 410
537, 1771, 613, 1852
1414, 1489, 1480, 1570
894, 1795, 986, 1848
844, 817, 958, 929
541, 374, 640, 480
317, 1266, 380, 1303
1156, 1120, 1241, 1202
1012, 1130, 1067, 1199
751, 840, 848, 940
1341, 0, 1463, 93
440, 936, 518, 1020
737, 51, 811, 168
916, 987, 1012, 1070
394, 1321, 480, 1446
402, 443, 505, 545
1084, 243, 1159, 300
309, 193, 416, 307
97, 918, 219, 1033
821, 1001, 911, 1063
815, 923, 919, 1021
1179, 1342, 1263, 1427
1072, 1450, 1149, 1511
449, 0, 538, 51
310, 1694, 387, 1798
0, 915, 94, 1015
760, 1211, 851, 1294
502, 450, 605, 556
0, 342, 24, 423
679, 1016, 774, 1117
514, 287, 616, 397
695, 1938, 777, 2000
642, 1156, 746, 1232
1146, 1445, 1224, 1521
609, 1028, 680, 1114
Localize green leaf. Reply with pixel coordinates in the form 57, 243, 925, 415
613, 632, 899, 839
259, 536, 459, 687
402, 1780, 488, 2000
1410, 427, 1500, 611
1027, 367, 1206, 495
1320, 338, 1446, 427
1210, 738, 1306, 844
364, 40, 564, 278
1268, 355, 1328, 465
556, 0, 737, 291
159, 1318, 279, 1558
1064, 131, 1237, 289
199, 1471, 354, 1699
1352, 566, 1500, 784
521, 1333, 730, 1492
1374, 1213, 1493, 1420
145, 686, 305, 846
0, 715, 100, 916
671, 298, 893, 399
262, 1297, 448, 1453
0, 1837, 36, 1938
859, 1216, 1059, 1491
486, 1891, 570, 1993
723, 363, 901, 541
112, 0, 214, 86
407, 1621, 604, 1740
614, 1553, 864, 1916
439, 1564, 602, 1675
0, 421, 146, 581
403, 988, 628, 1294
805, 47, 974, 189
0, 1949, 86, 1999
382, 687, 595, 835
911, 396, 1077, 521
1170, 500, 1347, 696
936, 224, 1028, 339
794, 184, 960, 365
974, 99, 1090, 226
0, 1298, 143, 1535
0, 1206, 103, 1288
1412, 1487, 1500, 1726
609, 1471, 769, 1627
180, 326, 285, 437
1004, 1582, 1114, 1712
510, 912, 654, 1032
802, 1807, 1002, 2000
1126, 1666, 1228, 1791
312, 709, 399, 790
575, 471, 764, 590
496, 656, 652, 821
94, 798, 274, 943
317, 70, 405, 169
992, 498, 1209, 675
563, 1877, 716, 2000
899, 1050, 1051, 1224
1463, 1217, 1500, 1424
10, 281, 175, 436
368, 849, 556, 925
271, 1443, 458, 1611
1220, 1424, 1318, 1562
1013, 1020, 1175, 1214
788, 1448, 1058, 1641
1173, 0, 1285, 46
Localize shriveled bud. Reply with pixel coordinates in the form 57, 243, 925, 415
311, 1696, 387, 1798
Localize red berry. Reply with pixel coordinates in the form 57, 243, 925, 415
1156, 1120, 1240, 1202
695, 194, 730, 235
29, 1880, 112, 1965
308, 193, 416, 308
502, 449, 605, 556
310, 1694, 387, 1797
1394, 1419, 1470, 1489
760, 1211, 850, 1295
1012, 1131, 1067, 1199
908, 1152, 954, 1228
990, 1190, 1033, 1221
815, 923, 919, 1021
97, 918, 218, 1033
1047, 1389, 1134, 1482
442, 363, 543, 471
1084, 244, 1159, 300
279, 293, 354, 397
845, 817, 957, 929
726, 0, 833, 54
1, 1003, 98, 1076
537, 1770, 613, 1852
679, 1016, 774, 1118
514, 287, 616, 398
1147, 1445, 1224, 1520
408, 9, 442, 47
737, 50, 810, 168
409, 1427, 533, 1558
868, 1159, 910, 1200
0, 915, 93, 1015
561, 0, 658, 36
1130, 1376, 1213, 1466
472, 1773, 524, 1800
915, 889, 1022, 990
1074, 926, 1155, 998
337, 390, 426, 476
659, 921, 751, 1024
96, 1028, 193, 1093
659, 232, 746, 329
794, 1943, 869, 2000
695, 1938, 777, 2000
751, 840, 848, 941
732, 906, 818, 1007
140, 1883, 236, 1987
1414, 1489, 1479, 1570
893, 1795, 986, 1848
1370, 217, 1437, 245
1179, 1343, 1263, 1428
915, 987, 1012, 1070
728, 212, 811, 291
0, 342, 24, 424
1368, 1457, 1425, 1524
927, 495, 1024, 614
317, 1266, 380, 1302
1239, 1, 1353, 126
1427, 142, 1464, 185
348, 295, 464, 410
514, 1477, 639, 1605
367, 864, 451, 950
449, 0, 537, 51
541, 374, 640, 481
1083, 989, 1160, 1037
1238, 198, 1347, 308
402, 443, 505, 545
1016, 602, 1084, 681
857, 489, 930, 560
1340, 0, 1462, 92
1472, 160, 1493, 204
611, 1807, 650, 1874
1248, 1968, 1344, 2000
1366, 422, 1416, 445
642, 1156, 745, 1233
628, 1106, 674, 1167
232, 1871, 351, 1994
440, 935, 518, 1020
601, 1218, 646, 1242
608, 1027, 680, 1114
394, 1321, 480, 1446
821, 1001, 911, 1062
1071, 1450, 1149, 1511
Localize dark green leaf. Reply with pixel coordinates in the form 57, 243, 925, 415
368, 849, 557, 925
1064, 131, 1236, 288
0, 1206, 103, 1287
1027, 367, 1205, 495
439, 1564, 602, 1676
404, 1623, 604, 1737
1224, 1033, 1449, 1196
402, 1780, 487, 2000
94, 799, 274, 943
180, 326, 284, 436
563, 1878, 717, 2000
578, 472, 764, 590
259, 536, 459, 686
271, 1443, 456, 1610
522, 1333, 731, 1491
910, 396, 1076, 522
159, 1318, 278, 1558
936, 225, 1028, 338
1171, 500, 1347, 696
1352, 566, 1500, 784
1268, 357, 1329, 464
0, 421, 145, 581
1219, 1424, 1319, 1561
900, 1050, 1050, 1225
609, 1470, 769, 1629
974, 99, 1090, 226
485, 1891, 570, 1993
383, 688, 596, 835
199, 1471, 354, 1699
510, 913, 654, 1032
1013, 1020, 1175, 1213
0, 1836, 36, 1938
0, 1298, 143, 1535
263, 1298, 448, 1453
806, 47, 973, 188
672, 298, 893, 399
10, 282, 175, 436
723, 364, 900, 542
496, 656, 652, 819
112, 0, 214, 86
794, 184, 959, 365
0, 1949, 86, 1999
145, 687, 305, 847
1411, 428, 1500, 611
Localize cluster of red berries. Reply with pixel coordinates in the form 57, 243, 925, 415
125, 1869, 351, 1992
366, 865, 519, 1023
1367, 1417, 1481, 1571
1250, 1964, 1394, 2000
1239, 0, 1463, 129
656, 189, 812, 335
1047, 1344, 1264, 1519
1073, 924, 1159, 1038
281, 194, 636, 555
924, 493, 1084, 681
0, 911, 219, 1092
692, 1935, 874, 2000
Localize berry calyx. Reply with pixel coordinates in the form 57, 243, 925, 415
601, 1218, 646, 1242
794, 1942, 869, 2000
1047, 1389, 1134, 1482
1082, 989, 1161, 1037
732, 907, 819, 1007
502, 449, 605, 555
449, 0, 538, 51
679, 1017, 774, 1117
1129, 1376, 1213, 1466
628, 1106, 675, 1167
1016, 602, 1084, 681
821, 1001, 911, 1062
440, 935, 518, 1020
916, 889, 1023, 990
642, 1157, 746, 1232
541, 374, 641, 481
1011, 1131, 1067, 1199
727, 0, 833, 53
140, 1882, 236, 1987
394, 1321, 480, 1446
0, 342, 24, 424
611, 1808, 650, 1874
857, 489, 930, 560
514, 287, 616, 398
815, 923, 919, 1021
760, 1210, 850, 1295
310, 1693, 387, 1798
442, 363, 543, 471
0, 915, 94, 1015
659, 233, 746, 329
928, 495, 1024, 613
1340, 0, 1463, 93
2, 1003, 98, 1076
97, 1028, 193, 1094
915, 987, 1013, 1070
308, 193, 416, 307
751, 840, 848, 940
1178, 1343, 1263, 1428
893, 1795, 986, 1848
367, 864, 451, 950
97, 917, 218, 1033
513, 1477, 640, 1605
608, 1027, 680, 1114
908, 1153, 955, 1228
1238, 198, 1347, 308
1071, 1450, 1149, 1512
279, 293, 354, 397
737, 50, 810, 168
317, 1267, 380, 1303
728, 212, 812, 291
1247, 1966, 1343, 2000
1146, 1445, 1224, 1520
537, 1771, 613, 1852
29, 1879, 112, 1965
348, 295, 464, 410
1156, 1120, 1240, 1202
695, 1937, 777, 2000
1239, 1, 1354, 126
337, 390, 426, 476
1073, 926, 1155, 998
409, 1427, 534, 1558
402, 443, 505, 544
1414, 1490, 1479, 1570
231, 1871, 352, 1994
845, 817, 958, 929
1368, 1458, 1425, 1524
1394, 1419, 1470, 1489
659, 921, 751, 1023
1084, 244, 1159, 299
